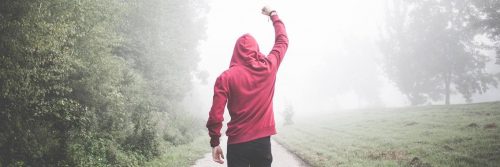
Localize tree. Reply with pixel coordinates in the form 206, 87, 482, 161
379, 0, 498, 105
114, 0, 208, 146
282, 104, 294, 126
467, 0, 500, 64
0, 0, 208, 166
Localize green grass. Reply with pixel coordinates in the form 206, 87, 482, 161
274, 102, 500, 167
145, 135, 209, 167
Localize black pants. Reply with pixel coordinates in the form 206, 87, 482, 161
227, 136, 273, 167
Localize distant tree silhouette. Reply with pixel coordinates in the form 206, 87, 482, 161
283, 104, 294, 126
379, 0, 498, 105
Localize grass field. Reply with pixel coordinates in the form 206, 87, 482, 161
274, 102, 500, 167
145, 135, 209, 167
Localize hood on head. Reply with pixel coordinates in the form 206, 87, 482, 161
230, 34, 266, 69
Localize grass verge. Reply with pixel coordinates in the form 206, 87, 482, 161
274, 102, 500, 167
145, 135, 209, 167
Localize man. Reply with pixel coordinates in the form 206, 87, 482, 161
206, 6, 288, 167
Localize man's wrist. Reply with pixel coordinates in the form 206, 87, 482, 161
210, 137, 220, 147
269, 11, 277, 16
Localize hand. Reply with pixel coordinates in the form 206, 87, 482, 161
261, 6, 275, 16
212, 145, 225, 164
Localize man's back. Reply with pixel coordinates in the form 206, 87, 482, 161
224, 62, 278, 145
206, 6, 288, 166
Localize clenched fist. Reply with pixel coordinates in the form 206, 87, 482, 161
261, 6, 276, 16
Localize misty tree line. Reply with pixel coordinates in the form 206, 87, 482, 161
0, 0, 207, 166
379, 0, 500, 105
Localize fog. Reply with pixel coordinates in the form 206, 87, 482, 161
4, 0, 498, 165
186, 0, 500, 120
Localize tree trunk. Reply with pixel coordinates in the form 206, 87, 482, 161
444, 73, 451, 105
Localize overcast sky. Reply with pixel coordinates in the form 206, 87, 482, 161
187, 0, 500, 117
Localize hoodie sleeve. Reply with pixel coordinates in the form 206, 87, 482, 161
268, 14, 289, 69
206, 74, 229, 147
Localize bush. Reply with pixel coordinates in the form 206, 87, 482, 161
0, 0, 208, 166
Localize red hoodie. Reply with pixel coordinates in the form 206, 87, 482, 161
206, 15, 288, 147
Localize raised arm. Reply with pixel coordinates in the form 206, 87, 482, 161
262, 6, 289, 69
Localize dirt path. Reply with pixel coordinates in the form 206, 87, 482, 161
192, 137, 309, 167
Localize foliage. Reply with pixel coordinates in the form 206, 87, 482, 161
275, 101, 500, 167
467, 0, 500, 64
144, 134, 208, 167
0, 0, 208, 166
379, 0, 498, 105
